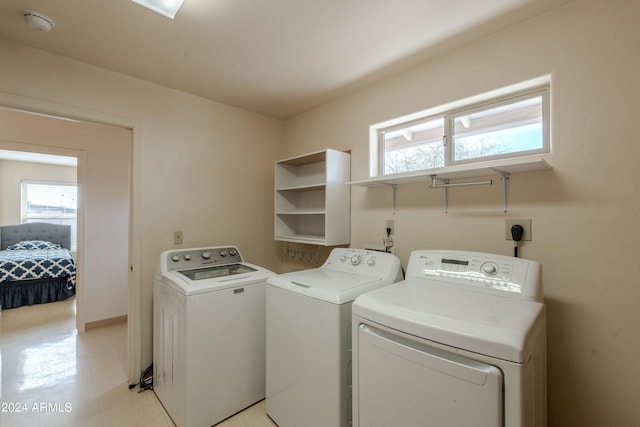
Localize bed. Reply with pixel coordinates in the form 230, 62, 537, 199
0, 222, 76, 309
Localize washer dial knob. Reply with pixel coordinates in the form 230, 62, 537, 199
481, 262, 499, 276
229, 249, 237, 256
351, 255, 362, 266
201, 251, 212, 260
183, 254, 192, 261
220, 250, 227, 257
367, 259, 376, 267
340, 255, 347, 263
171, 255, 180, 262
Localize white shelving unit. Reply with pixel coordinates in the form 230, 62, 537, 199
275, 149, 351, 245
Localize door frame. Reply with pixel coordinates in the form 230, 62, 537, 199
0, 91, 142, 384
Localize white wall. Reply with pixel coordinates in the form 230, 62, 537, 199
282, 0, 640, 425
0, 40, 284, 374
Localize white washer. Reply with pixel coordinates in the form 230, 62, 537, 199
352, 250, 546, 427
153, 246, 274, 427
266, 248, 403, 427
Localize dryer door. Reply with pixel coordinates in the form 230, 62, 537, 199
355, 324, 503, 427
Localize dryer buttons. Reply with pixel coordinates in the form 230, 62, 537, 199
481, 262, 499, 276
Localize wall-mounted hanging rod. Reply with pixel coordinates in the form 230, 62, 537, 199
428, 175, 493, 188
428, 174, 496, 213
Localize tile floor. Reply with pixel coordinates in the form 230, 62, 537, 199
1, 297, 276, 427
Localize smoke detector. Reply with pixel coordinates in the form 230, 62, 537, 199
23, 10, 56, 32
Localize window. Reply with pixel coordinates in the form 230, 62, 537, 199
22, 181, 78, 251
381, 116, 445, 175
377, 85, 549, 176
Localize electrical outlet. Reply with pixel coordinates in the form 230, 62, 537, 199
173, 230, 183, 245
385, 219, 394, 235
505, 219, 531, 241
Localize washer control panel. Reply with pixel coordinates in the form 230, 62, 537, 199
323, 248, 402, 282
164, 246, 242, 271
405, 250, 542, 301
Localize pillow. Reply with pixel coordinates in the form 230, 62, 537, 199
6, 240, 62, 250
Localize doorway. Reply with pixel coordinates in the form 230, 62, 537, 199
0, 105, 134, 379
0, 149, 79, 322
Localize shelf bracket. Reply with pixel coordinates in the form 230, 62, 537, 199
492, 169, 510, 213
382, 183, 398, 214
444, 179, 449, 214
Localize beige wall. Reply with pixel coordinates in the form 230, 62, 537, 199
0, 160, 76, 225
0, 40, 284, 374
283, 0, 640, 425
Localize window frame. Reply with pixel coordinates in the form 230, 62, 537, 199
373, 82, 550, 178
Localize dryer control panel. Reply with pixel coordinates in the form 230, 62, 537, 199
405, 250, 542, 302
323, 248, 403, 283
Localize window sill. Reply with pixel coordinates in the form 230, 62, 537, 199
347, 155, 550, 187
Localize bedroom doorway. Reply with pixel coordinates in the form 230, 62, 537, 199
0, 149, 79, 313
0, 108, 132, 338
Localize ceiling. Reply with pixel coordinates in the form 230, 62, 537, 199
0, 0, 570, 119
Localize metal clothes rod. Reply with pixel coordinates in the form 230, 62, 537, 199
429, 174, 496, 213
428, 175, 493, 188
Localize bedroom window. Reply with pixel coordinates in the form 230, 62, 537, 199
21, 181, 77, 251
374, 82, 550, 176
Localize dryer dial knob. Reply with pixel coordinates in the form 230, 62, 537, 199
201, 251, 212, 260
220, 250, 227, 257
171, 255, 180, 262
481, 262, 498, 275
229, 249, 237, 256
184, 254, 192, 261
351, 255, 362, 266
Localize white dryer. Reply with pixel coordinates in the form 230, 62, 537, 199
352, 250, 546, 427
266, 248, 403, 427
153, 246, 274, 427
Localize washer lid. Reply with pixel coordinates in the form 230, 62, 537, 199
267, 269, 384, 304
159, 262, 274, 296
177, 263, 257, 281
352, 279, 545, 363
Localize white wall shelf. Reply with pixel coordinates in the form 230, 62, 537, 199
348, 155, 549, 187
347, 155, 550, 213
275, 149, 350, 245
